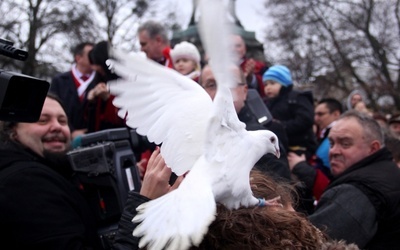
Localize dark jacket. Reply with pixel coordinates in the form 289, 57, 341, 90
113, 192, 149, 250
310, 148, 400, 249
0, 141, 102, 250
265, 86, 317, 159
50, 71, 100, 131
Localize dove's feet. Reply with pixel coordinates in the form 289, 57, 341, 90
258, 196, 283, 208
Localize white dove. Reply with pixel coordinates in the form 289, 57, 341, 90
107, 0, 280, 249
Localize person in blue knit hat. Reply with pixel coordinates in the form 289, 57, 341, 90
263, 65, 317, 214
262, 65, 293, 88
263, 64, 316, 156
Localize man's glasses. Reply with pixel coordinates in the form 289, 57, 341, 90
315, 112, 329, 116
203, 81, 246, 89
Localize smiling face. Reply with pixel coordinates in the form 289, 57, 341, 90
328, 117, 375, 176
13, 97, 71, 157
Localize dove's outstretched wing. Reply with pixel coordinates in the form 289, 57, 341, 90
132, 159, 216, 250
108, 50, 218, 250
108, 51, 212, 175
108, 0, 280, 249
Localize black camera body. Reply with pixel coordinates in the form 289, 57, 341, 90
67, 127, 142, 249
0, 38, 49, 122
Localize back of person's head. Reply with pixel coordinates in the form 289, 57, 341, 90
89, 41, 108, 66
89, 41, 119, 82
193, 170, 327, 249
340, 110, 384, 146
89, 41, 119, 81
170, 41, 201, 70
138, 20, 169, 44
195, 205, 326, 250
262, 65, 292, 87
319, 98, 343, 114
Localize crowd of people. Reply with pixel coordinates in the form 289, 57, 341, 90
0, 19, 400, 250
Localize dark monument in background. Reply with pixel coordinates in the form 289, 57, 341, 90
171, 0, 267, 65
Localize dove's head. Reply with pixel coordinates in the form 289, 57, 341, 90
251, 130, 280, 159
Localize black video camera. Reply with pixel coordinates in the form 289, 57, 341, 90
67, 127, 143, 249
0, 38, 49, 122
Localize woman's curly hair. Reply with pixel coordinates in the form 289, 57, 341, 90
194, 170, 327, 250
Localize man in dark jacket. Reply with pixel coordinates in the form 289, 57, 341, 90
50, 42, 100, 138
0, 94, 102, 249
309, 110, 400, 249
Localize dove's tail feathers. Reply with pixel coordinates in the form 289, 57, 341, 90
133, 175, 216, 250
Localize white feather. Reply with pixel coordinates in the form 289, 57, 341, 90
107, 0, 280, 249
109, 50, 212, 175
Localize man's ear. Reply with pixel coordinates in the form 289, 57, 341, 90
74, 54, 80, 63
155, 35, 162, 44
370, 140, 381, 154
10, 127, 18, 140
332, 110, 341, 119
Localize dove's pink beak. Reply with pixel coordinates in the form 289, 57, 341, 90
275, 147, 280, 159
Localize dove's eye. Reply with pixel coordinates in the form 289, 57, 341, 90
270, 137, 276, 143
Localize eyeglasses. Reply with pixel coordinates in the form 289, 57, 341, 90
203, 80, 217, 90
315, 112, 329, 117
203, 81, 246, 89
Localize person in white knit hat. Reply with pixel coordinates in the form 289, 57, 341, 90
170, 41, 201, 82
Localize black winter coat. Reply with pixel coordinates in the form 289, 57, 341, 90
50, 71, 100, 131
0, 142, 102, 250
325, 148, 400, 249
265, 86, 317, 159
